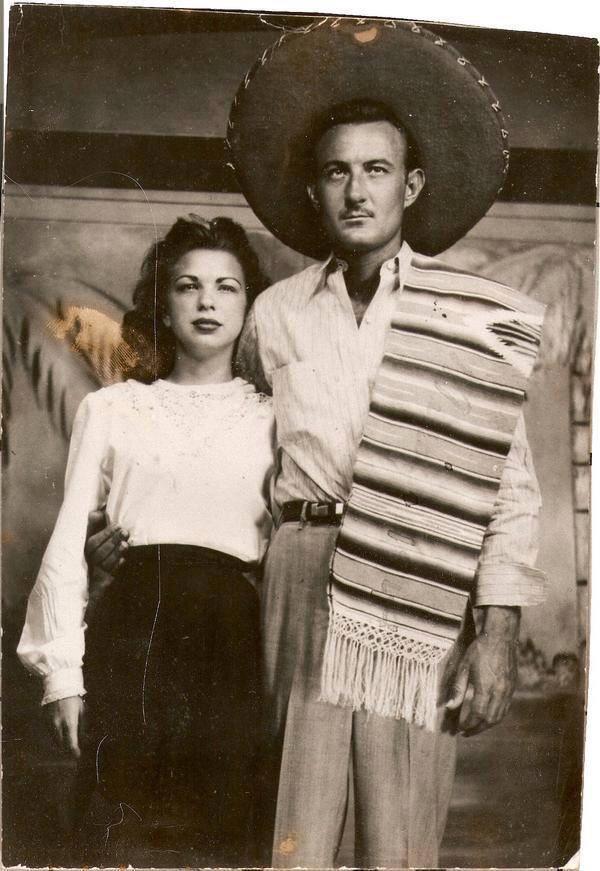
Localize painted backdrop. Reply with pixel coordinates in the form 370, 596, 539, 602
2, 183, 594, 867
3, 185, 593, 663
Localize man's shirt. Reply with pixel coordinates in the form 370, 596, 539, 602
237, 242, 546, 607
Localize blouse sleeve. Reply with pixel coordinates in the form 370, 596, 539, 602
17, 391, 111, 705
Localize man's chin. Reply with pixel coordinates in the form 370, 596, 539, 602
333, 229, 378, 254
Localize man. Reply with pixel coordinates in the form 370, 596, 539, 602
88, 18, 546, 868
229, 19, 546, 868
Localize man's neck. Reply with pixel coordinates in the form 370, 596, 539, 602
336, 236, 402, 325
336, 235, 402, 299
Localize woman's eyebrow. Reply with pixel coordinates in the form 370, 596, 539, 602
173, 273, 243, 285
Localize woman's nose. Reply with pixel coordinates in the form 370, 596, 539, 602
196, 287, 216, 309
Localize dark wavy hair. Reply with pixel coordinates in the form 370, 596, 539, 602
308, 99, 422, 178
122, 215, 269, 382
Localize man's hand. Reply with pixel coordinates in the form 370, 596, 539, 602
85, 508, 129, 606
47, 695, 85, 758
446, 606, 520, 736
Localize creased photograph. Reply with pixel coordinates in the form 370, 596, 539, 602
1, 4, 598, 869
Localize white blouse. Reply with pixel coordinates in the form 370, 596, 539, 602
17, 377, 275, 705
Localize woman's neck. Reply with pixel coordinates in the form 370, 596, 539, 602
165, 353, 234, 386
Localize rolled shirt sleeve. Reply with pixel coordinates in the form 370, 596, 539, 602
17, 392, 110, 705
473, 413, 546, 608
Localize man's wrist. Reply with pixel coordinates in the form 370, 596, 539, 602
476, 604, 521, 642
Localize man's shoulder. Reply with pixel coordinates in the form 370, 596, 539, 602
254, 261, 325, 314
407, 253, 545, 317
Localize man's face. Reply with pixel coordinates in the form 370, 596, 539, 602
308, 121, 424, 256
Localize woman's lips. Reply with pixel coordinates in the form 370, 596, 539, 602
192, 318, 221, 333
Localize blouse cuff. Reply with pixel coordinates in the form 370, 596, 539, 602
473, 564, 547, 608
41, 667, 86, 706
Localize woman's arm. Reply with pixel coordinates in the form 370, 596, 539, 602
46, 695, 86, 758
17, 391, 111, 727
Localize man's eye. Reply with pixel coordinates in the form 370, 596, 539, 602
368, 165, 388, 175
325, 167, 345, 179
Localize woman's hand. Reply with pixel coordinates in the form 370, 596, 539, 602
47, 695, 85, 758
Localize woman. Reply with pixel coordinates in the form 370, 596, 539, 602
17, 216, 274, 865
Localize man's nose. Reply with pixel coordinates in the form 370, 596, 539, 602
345, 172, 366, 204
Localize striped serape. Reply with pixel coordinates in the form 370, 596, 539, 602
321, 255, 545, 731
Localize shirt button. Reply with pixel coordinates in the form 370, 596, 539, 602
385, 261, 395, 272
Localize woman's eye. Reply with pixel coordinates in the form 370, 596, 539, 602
219, 284, 238, 293
176, 283, 196, 292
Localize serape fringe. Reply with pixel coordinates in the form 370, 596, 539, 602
321, 608, 452, 732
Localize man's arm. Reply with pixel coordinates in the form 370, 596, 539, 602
84, 509, 129, 609
446, 604, 520, 734
446, 413, 545, 735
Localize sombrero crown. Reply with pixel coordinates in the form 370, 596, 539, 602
227, 18, 509, 258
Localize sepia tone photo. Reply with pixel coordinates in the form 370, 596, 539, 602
1, 4, 598, 869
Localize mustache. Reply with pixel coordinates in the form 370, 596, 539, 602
340, 209, 374, 219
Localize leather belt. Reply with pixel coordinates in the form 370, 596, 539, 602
279, 500, 345, 526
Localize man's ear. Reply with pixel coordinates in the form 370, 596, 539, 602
306, 183, 320, 212
404, 168, 425, 209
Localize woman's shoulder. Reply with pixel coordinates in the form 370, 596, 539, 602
80, 379, 152, 412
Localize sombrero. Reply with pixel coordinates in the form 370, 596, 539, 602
227, 18, 510, 258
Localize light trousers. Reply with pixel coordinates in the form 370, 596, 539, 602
261, 521, 458, 869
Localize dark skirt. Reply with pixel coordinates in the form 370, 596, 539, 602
81, 544, 261, 866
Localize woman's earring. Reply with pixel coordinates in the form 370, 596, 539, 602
163, 315, 171, 328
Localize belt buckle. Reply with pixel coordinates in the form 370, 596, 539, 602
310, 502, 330, 522
309, 501, 344, 524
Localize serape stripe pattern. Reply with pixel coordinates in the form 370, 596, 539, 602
321, 256, 545, 731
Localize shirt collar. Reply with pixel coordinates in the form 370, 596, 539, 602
316, 241, 414, 296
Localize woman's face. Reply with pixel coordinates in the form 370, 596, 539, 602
164, 248, 248, 365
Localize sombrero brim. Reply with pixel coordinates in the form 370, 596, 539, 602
227, 19, 509, 258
